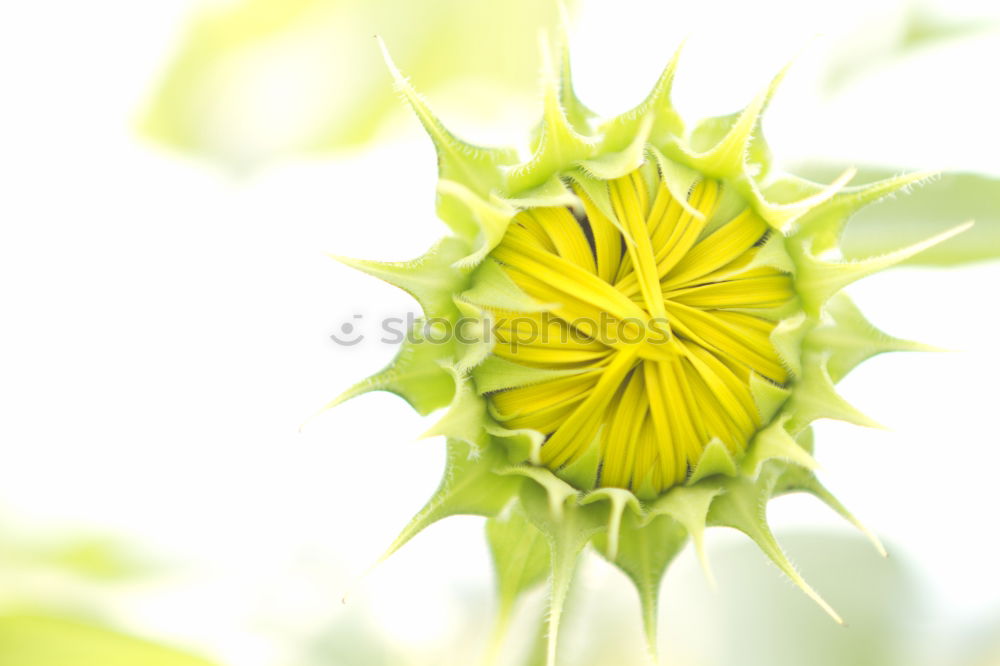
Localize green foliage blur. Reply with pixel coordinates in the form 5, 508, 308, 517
0, 521, 215, 666
142, 0, 569, 168
0, 615, 216, 666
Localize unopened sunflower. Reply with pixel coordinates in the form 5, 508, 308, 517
329, 33, 970, 665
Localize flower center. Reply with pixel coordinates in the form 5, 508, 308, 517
485, 167, 794, 496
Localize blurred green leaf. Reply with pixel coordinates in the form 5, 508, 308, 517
35, 538, 144, 581
683, 532, 923, 666
0, 523, 149, 614
0, 615, 217, 666
824, 5, 999, 91
302, 611, 403, 666
960, 614, 1000, 666
898, 10, 993, 50
0, 536, 146, 582
142, 0, 570, 167
798, 167, 1000, 266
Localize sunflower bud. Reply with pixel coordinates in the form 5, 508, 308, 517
329, 32, 970, 665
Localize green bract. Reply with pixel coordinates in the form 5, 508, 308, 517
329, 32, 969, 665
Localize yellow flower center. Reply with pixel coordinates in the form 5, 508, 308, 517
486, 168, 795, 495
